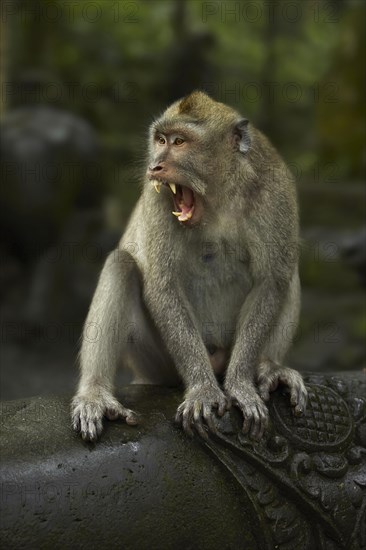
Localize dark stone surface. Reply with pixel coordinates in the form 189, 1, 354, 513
1, 372, 365, 550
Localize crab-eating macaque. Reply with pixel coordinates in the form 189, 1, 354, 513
71, 91, 307, 442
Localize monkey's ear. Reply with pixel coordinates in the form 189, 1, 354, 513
233, 119, 251, 154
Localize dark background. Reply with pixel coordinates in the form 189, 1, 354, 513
0, 0, 365, 400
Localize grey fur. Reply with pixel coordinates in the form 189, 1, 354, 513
71, 92, 307, 442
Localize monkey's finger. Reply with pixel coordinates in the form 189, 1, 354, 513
248, 407, 262, 441
122, 408, 139, 425
258, 375, 278, 400
287, 378, 306, 414
182, 420, 194, 438
72, 413, 81, 433
182, 408, 195, 437
81, 417, 101, 442
240, 404, 253, 435
216, 400, 226, 417
242, 416, 252, 436
294, 386, 307, 416
105, 408, 119, 420
105, 405, 138, 425
175, 403, 187, 425
79, 415, 89, 440
193, 403, 209, 438
125, 415, 139, 425
193, 401, 202, 422
300, 386, 308, 411
202, 405, 218, 434
289, 384, 299, 408
258, 383, 270, 402
94, 417, 104, 439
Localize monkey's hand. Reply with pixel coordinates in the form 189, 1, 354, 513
71, 388, 138, 442
175, 384, 229, 439
257, 361, 307, 416
224, 381, 269, 441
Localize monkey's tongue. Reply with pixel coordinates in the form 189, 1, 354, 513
172, 185, 195, 222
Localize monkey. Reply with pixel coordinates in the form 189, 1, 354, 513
71, 91, 307, 442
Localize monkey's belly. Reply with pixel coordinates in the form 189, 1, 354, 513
187, 274, 250, 351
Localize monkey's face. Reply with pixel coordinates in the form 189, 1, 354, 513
146, 124, 208, 226
146, 92, 250, 227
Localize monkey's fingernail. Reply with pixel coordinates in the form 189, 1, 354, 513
126, 416, 138, 425
169, 183, 177, 194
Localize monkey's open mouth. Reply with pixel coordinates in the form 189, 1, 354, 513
151, 180, 196, 223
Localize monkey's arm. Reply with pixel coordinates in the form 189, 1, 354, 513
228, 278, 280, 371
225, 272, 306, 439
143, 279, 228, 437
71, 251, 138, 441
224, 279, 279, 438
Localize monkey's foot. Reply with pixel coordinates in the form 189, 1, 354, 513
257, 360, 307, 416
224, 382, 269, 441
71, 389, 138, 442
175, 384, 229, 439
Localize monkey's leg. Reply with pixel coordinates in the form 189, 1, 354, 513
256, 270, 307, 415
71, 250, 140, 441
143, 281, 229, 439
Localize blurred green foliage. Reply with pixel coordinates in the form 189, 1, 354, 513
5, 0, 365, 194
1, 0, 365, 393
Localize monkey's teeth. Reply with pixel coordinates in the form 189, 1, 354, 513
178, 210, 193, 222
172, 211, 181, 217
152, 181, 161, 193
169, 183, 177, 195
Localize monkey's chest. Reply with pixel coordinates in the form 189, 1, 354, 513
183, 252, 252, 348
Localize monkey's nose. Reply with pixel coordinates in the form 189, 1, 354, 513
148, 163, 164, 173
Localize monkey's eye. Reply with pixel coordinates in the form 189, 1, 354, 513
174, 137, 185, 146
157, 136, 166, 145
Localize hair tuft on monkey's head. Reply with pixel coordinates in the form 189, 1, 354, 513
178, 91, 211, 116
173, 91, 237, 125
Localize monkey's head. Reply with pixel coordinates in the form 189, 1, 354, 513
146, 91, 251, 227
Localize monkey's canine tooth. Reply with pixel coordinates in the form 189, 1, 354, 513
172, 211, 181, 217
152, 181, 161, 193
169, 183, 177, 195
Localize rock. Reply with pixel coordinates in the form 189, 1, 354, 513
1, 373, 365, 550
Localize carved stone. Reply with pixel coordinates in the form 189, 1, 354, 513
0, 372, 365, 549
